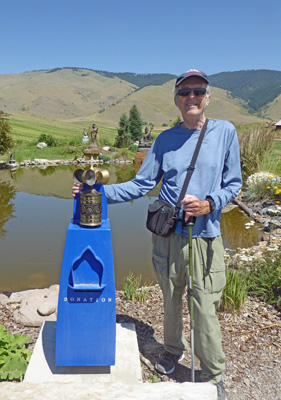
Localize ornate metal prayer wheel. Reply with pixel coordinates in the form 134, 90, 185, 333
80, 189, 102, 227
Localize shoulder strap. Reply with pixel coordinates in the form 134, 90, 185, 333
176, 119, 208, 209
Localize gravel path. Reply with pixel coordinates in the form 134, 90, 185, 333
1, 286, 281, 400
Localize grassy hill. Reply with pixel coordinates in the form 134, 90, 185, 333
260, 92, 281, 120
96, 83, 263, 126
0, 68, 137, 120
209, 69, 281, 114
1, 67, 279, 129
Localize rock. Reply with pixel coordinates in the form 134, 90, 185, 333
0, 293, 8, 302
263, 222, 272, 232
37, 142, 47, 149
37, 301, 57, 316
34, 159, 50, 164
13, 288, 59, 327
257, 207, 268, 216
10, 289, 39, 302
222, 204, 238, 213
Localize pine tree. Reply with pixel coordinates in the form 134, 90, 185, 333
115, 113, 131, 148
0, 111, 13, 154
128, 105, 143, 142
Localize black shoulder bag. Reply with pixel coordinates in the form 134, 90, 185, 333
146, 119, 208, 237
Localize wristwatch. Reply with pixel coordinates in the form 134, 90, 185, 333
206, 196, 215, 212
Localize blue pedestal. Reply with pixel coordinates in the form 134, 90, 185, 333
56, 185, 116, 366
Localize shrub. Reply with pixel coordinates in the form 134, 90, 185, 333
99, 154, 111, 162
238, 128, 275, 182
69, 137, 83, 146
247, 252, 281, 306
244, 172, 281, 202
0, 111, 13, 154
0, 325, 32, 381
220, 268, 248, 314
123, 272, 152, 302
38, 134, 58, 147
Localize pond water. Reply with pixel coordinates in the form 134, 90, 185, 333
0, 165, 261, 292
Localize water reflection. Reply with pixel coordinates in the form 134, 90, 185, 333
0, 165, 260, 292
0, 180, 16, 238
221, 206, 261, 250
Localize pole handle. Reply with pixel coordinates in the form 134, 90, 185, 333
186, 216, 196, 226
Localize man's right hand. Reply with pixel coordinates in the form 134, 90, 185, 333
72, 183, 83, 198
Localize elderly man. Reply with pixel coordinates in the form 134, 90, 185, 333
73, 69, 242, 400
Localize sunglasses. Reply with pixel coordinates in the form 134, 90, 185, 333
177, 88, 207, 97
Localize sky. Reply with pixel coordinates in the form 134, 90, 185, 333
1, 0, 281, 77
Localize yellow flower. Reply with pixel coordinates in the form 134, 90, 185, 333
267, 186, 270, 189
277, 201, 280, 204
274, 186, 278, 189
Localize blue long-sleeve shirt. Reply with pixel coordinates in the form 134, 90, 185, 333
104, 119, 242, 238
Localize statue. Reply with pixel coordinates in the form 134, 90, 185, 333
91, 124, 98, 142
142, 127, 151, 143
138, 126, 152, 152
84, 122, 99, 161
82, 132, 89, 144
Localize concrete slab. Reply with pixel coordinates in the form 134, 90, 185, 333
0, 382, 217, 400
24, 322, 142, 385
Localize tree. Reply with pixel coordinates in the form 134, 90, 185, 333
115, 113, 131, 148
128, 105, 143, 142
171, 116, 182, 127
0, 111, 13, 154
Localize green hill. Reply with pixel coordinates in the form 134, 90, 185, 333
1, 67, 280, 126
209, 69, 281, 113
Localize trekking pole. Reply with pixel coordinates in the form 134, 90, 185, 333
186, 215, 196, 383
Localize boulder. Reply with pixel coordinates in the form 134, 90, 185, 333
37, 142, 47, 149
13, 287, 59, 327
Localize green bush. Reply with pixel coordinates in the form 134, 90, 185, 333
123, 272, 152, 302
69, 137, 83, 146
99, 154, 111, 162
0, 325, 32, 381
247, 252, 281, 306
38, 133, 59, 147
0, 111, 13, 155
128, 144, 138, 152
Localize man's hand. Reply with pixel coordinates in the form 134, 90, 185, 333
181, 195, 211, 220
72, 183, 83, 198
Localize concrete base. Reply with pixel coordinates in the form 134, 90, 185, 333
24, 322, 142, 385
0, 382, 217, 400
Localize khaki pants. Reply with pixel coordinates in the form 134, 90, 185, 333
152, 232, 226, 384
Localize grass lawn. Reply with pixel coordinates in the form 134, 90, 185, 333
3, 114, 281, 177
5, 114, 118, 162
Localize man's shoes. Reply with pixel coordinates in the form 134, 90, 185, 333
214, 378, 226, 400
155, 351, 184, 375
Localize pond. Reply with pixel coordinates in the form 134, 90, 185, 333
0, 164, 261, 292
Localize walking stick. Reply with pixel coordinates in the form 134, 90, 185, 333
186, 215, 196, 383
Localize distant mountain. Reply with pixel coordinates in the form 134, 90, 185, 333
1, 67, 280, 124
45, 67, 176, 88
209, 69, 281, 113
94, 70, 177, 88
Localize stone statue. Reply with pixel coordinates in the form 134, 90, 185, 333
138, 126, 152, 152
141, 126, 152, 143
91, 124, 98, 142
89, 124, 98, 150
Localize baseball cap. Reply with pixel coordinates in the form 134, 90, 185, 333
175, 69, 209, 86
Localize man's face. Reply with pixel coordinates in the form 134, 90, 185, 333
175, 77, 210, 118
